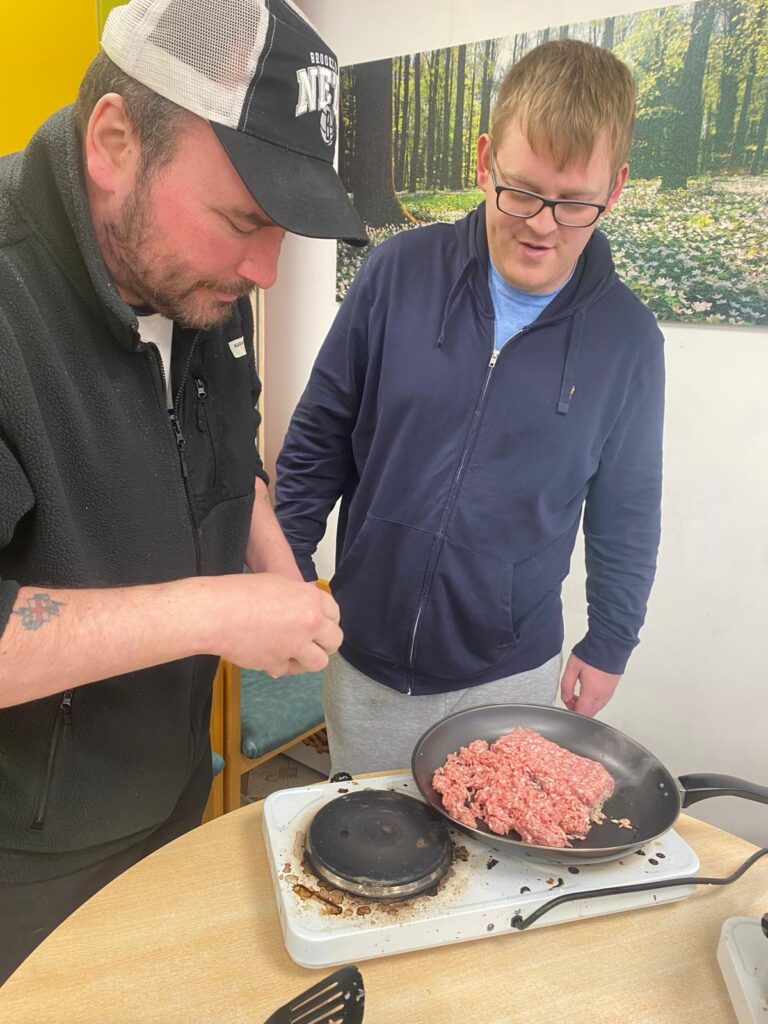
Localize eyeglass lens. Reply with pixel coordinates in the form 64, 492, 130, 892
497, 189, 600, 227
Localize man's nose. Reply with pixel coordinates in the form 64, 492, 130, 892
236, 227, 286, 289
526, 203, 559, 233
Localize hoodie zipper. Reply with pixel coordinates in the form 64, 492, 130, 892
31, 690, 73, 830
405, 336, 522, 692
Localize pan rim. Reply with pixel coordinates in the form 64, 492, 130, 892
411, 702, 683, 856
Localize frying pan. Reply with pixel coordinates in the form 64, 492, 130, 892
411, 703, 768, 866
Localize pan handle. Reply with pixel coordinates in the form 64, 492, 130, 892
678, 773, 768, 808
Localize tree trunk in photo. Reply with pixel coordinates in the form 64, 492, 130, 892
440, 48, 454, 188
659, 0, 717, 190
351, 60, 412, 226
728, 54, 757, 170
478, 38, 498, 138
392, 57, 402, 190
749, 88, 768, 173
699, 105, 715, 169
513, 33, 528, 65
601, 17, 615, 50
450, 44, 466, 189
464, 45, 478, 188
426, 51, 440, 190
408, 52, 422, 193
339, 67, 356, 196
713, 0, 742, 168
395, 54, 410, 192
727, 1, 765, 174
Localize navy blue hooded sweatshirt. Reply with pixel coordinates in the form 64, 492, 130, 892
276, 205, 664, 694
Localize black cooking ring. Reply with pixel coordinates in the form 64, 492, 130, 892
305, 790, 452, 897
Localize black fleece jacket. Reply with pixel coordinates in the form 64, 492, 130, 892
0, 108, 266, 882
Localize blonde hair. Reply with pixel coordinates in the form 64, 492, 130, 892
491, 40, 635, 174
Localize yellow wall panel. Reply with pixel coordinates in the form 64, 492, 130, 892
0, 1, 100, 155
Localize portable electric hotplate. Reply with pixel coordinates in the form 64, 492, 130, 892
262, 774, 703, 969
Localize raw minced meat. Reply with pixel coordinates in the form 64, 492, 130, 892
432, 727, 615, 847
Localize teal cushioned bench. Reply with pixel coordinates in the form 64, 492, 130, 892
240, 669, 324, 760
212, 751, 225, 776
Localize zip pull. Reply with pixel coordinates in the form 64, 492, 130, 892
61, 690, 73, 726
194, 376, 208, 431
489, 348, 500, 369
168, 411, 189, 478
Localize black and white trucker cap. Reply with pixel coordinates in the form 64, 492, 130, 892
101, 0, 368, 245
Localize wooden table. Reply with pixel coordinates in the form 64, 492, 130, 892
1, 796, 765, 1023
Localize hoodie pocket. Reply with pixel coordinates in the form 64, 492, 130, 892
332, 514, 432, 666
410, 539, 521, 681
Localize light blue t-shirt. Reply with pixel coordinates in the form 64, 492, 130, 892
488, 260, 571, 349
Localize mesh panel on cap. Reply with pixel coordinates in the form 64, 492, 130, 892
102, 0, 268, 129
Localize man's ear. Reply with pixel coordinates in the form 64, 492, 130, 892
476, 133, 493, 189
84, 93, 141, 197
605, 162, 629, 213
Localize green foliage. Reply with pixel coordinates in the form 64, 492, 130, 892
400, 189, 484, 220
337, 178, 768, 325
602, 176, 767, 324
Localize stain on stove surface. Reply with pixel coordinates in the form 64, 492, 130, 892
275, 782, 475, 927
292, 882, 344, 915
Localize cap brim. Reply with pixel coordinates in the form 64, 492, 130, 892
211, 122, 369, 247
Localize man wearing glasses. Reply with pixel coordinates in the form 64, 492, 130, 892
276, 40, 664, 774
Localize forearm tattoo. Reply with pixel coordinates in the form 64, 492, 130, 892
12, 593, 66, 631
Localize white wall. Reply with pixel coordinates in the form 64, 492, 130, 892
264, 0, 768, 848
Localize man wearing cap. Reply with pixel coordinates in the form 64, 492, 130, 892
0, 0, 366, 982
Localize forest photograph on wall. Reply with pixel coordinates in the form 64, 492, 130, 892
337, 0, 768, 326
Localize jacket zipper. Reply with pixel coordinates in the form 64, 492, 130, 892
31, 690, 73, 830
171, 334, 203, 568
144, 334, 203, 569
195, 375, 218, 487
142, 332, 206, 771
170, 336, 208, 767
195, 376, 208, 430
405, 333, 524, 692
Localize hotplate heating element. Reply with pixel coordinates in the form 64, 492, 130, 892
304, 790, 453, 899
263, 773, 700, 969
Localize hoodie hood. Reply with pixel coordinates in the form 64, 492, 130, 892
439, 203, 618, 413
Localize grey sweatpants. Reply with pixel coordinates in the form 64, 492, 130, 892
323, 651, 562, 776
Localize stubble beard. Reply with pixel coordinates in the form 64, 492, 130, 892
102, 175, 253, 330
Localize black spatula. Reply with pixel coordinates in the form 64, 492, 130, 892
264, 965, 365, 1024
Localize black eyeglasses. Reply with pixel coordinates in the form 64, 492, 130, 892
490, 146, 608, 228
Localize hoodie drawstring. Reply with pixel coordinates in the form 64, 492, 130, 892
436, 259, 477, 348
557, 306, 586, 415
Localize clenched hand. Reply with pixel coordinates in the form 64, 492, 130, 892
209, 574, 342, 677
